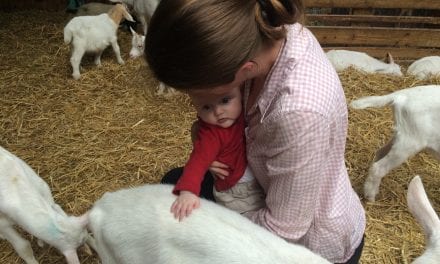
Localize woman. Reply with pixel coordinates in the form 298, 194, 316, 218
145, 1, 366, 263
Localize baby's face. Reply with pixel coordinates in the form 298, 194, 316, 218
189, 86, 242, 128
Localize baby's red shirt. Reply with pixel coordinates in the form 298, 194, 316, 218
173, 113, 247, 195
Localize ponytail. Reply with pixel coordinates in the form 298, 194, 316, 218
255, 0, 304, 40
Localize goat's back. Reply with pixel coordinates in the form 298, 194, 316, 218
88, 184, 330, 264
407, 56, 440, 80
64, 14, 117, 49
0, 146, 53, 213
326, 50, 401, 75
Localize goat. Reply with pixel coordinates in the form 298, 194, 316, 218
83, 183, 331, 264
0, 146, 89, 264
326, 50, 403, 76
109, 0, 159, 35
407, 56, 440, 80
64, 4, 134, 80
127, 27, 177, 96
350, 85, 440, 201
407, 175, 440, 264
129, 26, 145, 59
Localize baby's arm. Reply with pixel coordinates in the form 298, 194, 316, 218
171, 191, 200, 221
172, 123, 221, 221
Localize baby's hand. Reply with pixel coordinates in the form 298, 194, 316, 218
171, 191, 200, 221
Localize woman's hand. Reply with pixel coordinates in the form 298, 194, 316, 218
171, 191, 200, 221
209, 161, 230, 180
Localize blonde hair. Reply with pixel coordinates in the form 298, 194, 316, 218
145, 0, 304, 90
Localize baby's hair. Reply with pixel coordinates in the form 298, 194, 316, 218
145, 0, 304, 90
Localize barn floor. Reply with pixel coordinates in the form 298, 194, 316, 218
1, 10, 440, 264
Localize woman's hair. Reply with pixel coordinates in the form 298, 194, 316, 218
145, 0, 304, 90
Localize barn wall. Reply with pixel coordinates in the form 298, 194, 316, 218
306, 0, 440, 61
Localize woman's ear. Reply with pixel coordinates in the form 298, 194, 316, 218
237, 61, 258, 80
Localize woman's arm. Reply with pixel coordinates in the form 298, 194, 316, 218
246, 111, 330, 241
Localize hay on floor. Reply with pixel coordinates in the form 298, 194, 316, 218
1, 10, 440, 264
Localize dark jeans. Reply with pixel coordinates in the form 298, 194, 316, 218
336, 235, 365, 264
162, 167, 364, 264
161, 167, 215, 201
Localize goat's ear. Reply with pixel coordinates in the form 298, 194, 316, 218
407, 175, 440, 239
386, 53, 395, 64
124, 11, 135, 22
122, 5, 135, 22
129, 26, 136, 36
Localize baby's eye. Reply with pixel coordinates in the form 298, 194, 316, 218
202, 105, 211, 111
221, 97, 231, 104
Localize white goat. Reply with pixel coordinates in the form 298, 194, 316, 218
326, 50, 403, 76
110, 0, 158, 34
83, 184, 331, 264
407, 56, 440, 80
127, 27, 177, 96
0, 146, 89, 264
64, 4, 134, 80
129, 26, 145, 59
407, 175, 440, 264
350, 85, 440, 201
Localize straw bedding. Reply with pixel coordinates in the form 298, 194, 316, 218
0, 10, 439, 264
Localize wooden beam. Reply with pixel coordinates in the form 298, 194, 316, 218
305, 0, 440, 10
322, 46, 440, 60
309, 26, 440, 48
306, 14, 440, 25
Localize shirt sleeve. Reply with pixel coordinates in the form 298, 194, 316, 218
247, 111, 331, 241
173, 125, 222, 196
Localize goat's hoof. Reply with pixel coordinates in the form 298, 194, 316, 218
37, 239, 44, 247
72, 73, 80, 80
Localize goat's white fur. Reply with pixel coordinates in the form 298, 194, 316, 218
64, 4, 134, 80
407, 175, 440, 264
129, 27, 145, 59
326, 50, 403, 76
350, 85, 440, 201
110, 0, 158, 35
0, 146, 89, 264
407, 56, 440, 80
84, 184, 331, 264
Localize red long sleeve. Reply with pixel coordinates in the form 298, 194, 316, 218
173, 114, 247, 195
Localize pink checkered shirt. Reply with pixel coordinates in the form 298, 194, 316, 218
244, 24, 365, 263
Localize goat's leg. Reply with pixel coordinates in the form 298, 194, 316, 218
138, 15, 148, 35
94, 50, 104, 66
110, 41, 124, 65
70, 47, 85, 80
0, 217, 39, 264
364, 136, 423, 201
